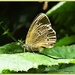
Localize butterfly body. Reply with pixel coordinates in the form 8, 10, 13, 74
23, 13, 56, 51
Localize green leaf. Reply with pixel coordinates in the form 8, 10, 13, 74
55, 35, 75, 46
46, 2, 75, 21
0, 42, 23, 54
0, 43, 75, 73
57, 64, 75, 74
0, 52, 75, 73
0, 53, 56, 73
40, 45, 75, 59
46, 2, 66, 16
46, 64, 75, 74
2, 29, 9, 35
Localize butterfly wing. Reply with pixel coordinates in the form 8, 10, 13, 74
25, 13, 56, 50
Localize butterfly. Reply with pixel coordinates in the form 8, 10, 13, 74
22, 13, 56, 51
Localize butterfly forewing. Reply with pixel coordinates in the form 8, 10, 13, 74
25, 13, 56, 51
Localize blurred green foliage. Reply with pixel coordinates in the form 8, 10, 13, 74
0, 2, 57, 45
0, 2, 75, 47
0, 2, 53, 45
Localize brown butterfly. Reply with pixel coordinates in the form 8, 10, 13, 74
22, 13, 56, 51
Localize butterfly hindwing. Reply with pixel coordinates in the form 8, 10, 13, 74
31, 24, 56, 49
25, 13, 56, 50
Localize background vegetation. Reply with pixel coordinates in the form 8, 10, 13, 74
0, 2, 75, 74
